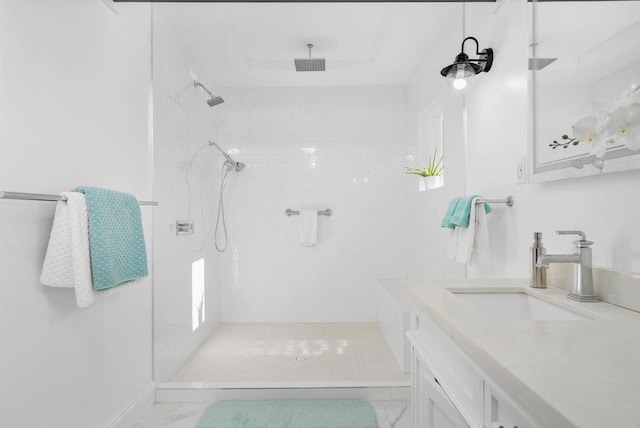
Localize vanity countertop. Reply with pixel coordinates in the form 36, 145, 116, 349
386, 278, 640, 428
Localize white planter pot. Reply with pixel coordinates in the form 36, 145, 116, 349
424, 175, 444, 190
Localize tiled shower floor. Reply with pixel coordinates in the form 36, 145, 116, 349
170, 323, 409, 387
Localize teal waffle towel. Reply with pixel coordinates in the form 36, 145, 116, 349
441, 197, 462, 229
196, 400, 378, 428
442, 195, 492, 229
73, 187, 148, 290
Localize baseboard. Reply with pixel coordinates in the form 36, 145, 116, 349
106, 382, 156, 428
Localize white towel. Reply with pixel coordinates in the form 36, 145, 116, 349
299, 210, 318, 246
473, 202, 491, 265
41, 192, 96, 308
448, 196, 491, 264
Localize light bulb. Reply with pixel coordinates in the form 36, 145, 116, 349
453, 67, 468, 90
453, 78, 467, 91
446, 65, 472, 93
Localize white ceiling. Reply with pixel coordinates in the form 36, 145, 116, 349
154, 3, 483, 87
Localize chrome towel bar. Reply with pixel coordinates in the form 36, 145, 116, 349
475, 196, 513, 207
285, 208, 332, 217
0, 191, 158, 206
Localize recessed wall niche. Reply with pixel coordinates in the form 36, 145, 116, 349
416, 101, 445, 191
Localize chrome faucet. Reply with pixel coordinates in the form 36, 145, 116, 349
536, 230, 599, 302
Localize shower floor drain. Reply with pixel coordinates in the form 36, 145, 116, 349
294, 355, 308, 362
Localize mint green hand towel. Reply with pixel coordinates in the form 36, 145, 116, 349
442, 196, 492, 229
441, 197, 462, 229
449, 195, 492, 228
73, 186, 148, 290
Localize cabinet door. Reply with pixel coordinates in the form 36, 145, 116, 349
413, 348, 470, 428
484, 382, 543, 428
413, 313, 484, 425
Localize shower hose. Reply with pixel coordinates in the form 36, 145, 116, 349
214, 161, 234, 252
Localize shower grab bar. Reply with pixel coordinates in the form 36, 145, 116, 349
285, 208, 332, 217
475, 195, 513, 207
0, 191, 158, 206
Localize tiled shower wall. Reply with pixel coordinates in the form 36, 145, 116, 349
152, 10, 223, 380
215, 86, 408, 322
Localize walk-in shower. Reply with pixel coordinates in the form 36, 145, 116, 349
210, 141, 244, 252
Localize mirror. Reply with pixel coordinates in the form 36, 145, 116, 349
528, 0, 640, 182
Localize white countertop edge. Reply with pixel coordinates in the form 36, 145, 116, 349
382, 278, 640, 428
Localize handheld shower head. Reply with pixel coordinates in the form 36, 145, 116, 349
209, 141, 245, 172
223, 160, 245, 172
194, 80, 224, 107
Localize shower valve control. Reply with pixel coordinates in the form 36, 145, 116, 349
176, 220, 194, 236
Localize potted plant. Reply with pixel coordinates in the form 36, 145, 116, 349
405, 147, 444, 189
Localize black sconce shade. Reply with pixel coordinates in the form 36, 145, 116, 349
441, 37, 493, 93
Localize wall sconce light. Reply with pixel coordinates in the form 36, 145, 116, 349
440, 36, 494, 93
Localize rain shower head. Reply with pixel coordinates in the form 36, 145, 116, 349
207, 96, 225, 107
194, 80, 224, 107
294, 44, 325, 72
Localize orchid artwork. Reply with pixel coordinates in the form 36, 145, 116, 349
572, 84, 640, 158
608, 103, 640, 151
571, 115, 608, 158
565, 85, 640, 165
531, 0, 640, 182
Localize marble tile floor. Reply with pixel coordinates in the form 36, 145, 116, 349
170, 323, 409, 386
135, 400, 412, 428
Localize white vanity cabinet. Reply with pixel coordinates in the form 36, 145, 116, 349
412, 343, 470, 428
483, 381, 543, 428
407, 310, 544, 428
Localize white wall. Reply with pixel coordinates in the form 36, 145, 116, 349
405, 7, 467, 280
406, 0, 640, 282
462, 0, 533, 279
465, 0, 640, 278
216, 86, 408, 322
152, 7, 224, 381
0, 1, 153, 427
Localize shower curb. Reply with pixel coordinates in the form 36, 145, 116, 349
155, 383, 410, 403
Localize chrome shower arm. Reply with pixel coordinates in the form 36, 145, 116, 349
209, 141, 236, 165
209, 141, 245, 172
194, 81, 215, 98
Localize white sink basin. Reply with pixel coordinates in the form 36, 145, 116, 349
449, 289, 587, 321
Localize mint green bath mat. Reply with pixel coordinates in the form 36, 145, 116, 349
195, 399, 378, 428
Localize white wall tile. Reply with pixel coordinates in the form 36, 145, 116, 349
152, 9, 225, 380
216, 86, 408, 322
